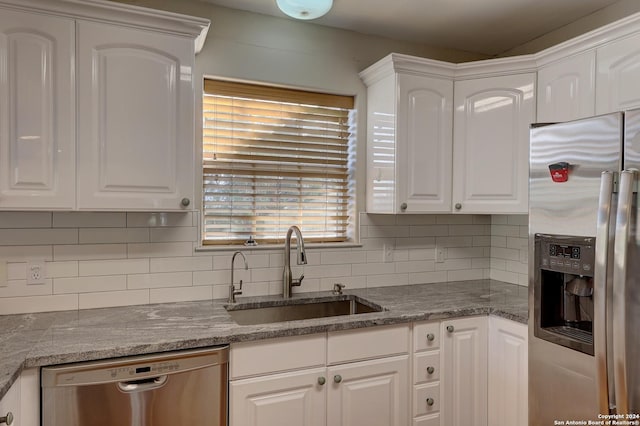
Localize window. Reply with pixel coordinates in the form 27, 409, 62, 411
202, 79, 355, 245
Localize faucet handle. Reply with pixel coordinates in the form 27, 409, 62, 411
234, 280, 243, 295
292, 274, 304, 287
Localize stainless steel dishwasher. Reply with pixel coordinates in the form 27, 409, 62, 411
41, 346, 228, 426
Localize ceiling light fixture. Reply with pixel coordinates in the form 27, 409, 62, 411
276, 0, 333, 20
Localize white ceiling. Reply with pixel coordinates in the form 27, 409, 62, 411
197, 0, 623, 56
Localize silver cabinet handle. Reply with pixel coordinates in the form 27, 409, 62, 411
181, 197, 190, 207
334, 375, 342, 383
117, 375, 167, 392
0, 412, 13, 425
317, 376, 326, 386
426, 398, 434, 406
454, 203, 462, 210
426, 366, 435, 375
446, 325, 454, 333
426, 333, 435, 342
400, 202, 407, 211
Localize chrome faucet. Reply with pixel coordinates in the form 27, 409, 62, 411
283, 226, 307, 298
228, 251, 248, 303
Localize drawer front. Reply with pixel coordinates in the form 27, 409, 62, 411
414, 382, 440, 417
327, 324, 409, 364
414, 321, 440, 351
230, 333, 326, 379
414, 413, 441, 426
413, 350, 440, 384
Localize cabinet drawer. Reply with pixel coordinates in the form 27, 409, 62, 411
414, 321, 440, 351
327, 324, 409, 364
414, 351, 440, 384
230, 334, 326, 379
414, 413, 440, 426
414, 382, 440, 417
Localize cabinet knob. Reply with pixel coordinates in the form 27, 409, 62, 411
334, 375, 342, 383
446, 325, 454, 333
427, 366, 435, 375
181, 198, 191, 207
454, 203, 462, 210
400, 202, 407, 211
0, 412, 13, 425
317, 376, 326, 386
426, 333, 435, 342
426, 398, 435, 406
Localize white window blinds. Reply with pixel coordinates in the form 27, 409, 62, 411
202, 79, 355, 245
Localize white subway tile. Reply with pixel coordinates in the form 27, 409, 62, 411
0, 280, 52, 297
54, 275, 127, 294
150, 227, 198, 243
79, 228, 149, 244
473, 236, 491, 246
302, 264, 351, 279
367, 225, 409, 238
490, 269, 520, 285
352, 263, 394, 276
249, 267, 283, 282
449, 225, 490, 236
491, 215, 509, 225
435, 215, 474, 225
240, 281, 269, 297
396, 215, 437, 226
359, 226, 369, 239
472, 215, 492, 225
128, 242, 193, 258
409, 225, 449, 237
506, 237, 528, 250
517, 275, 529, 286
79, 259, 149, 276
0, 229, 77, 245
408, 249, 436, 261
0, 294, 78, 314
409, 271, 448, 285
0, 245, 52, 262
359, 213, 396, 226
507, 215, 529, 226
150, 286, 211, 304
79, 289, 149, 310
491, 225, 520, 237
472, 258, 491, 269
395, 237, 436, 249
506, 260, 528, 274
293, 277, 320, 293
150, 256, 212, 273
396, 260, 435, 274
393, 249, 409, 262
0, 212, 51, 228
490, 236, 507, 248
520, 250, 529, 263
491, 247, 520, 261
360, 237, 390, 250
448, 269, 485, 281
127, 212, 192, 227
53, 212, 126, 228
127, 272, 192, 289
54, 244, 126, 261
366, 273, 408, 287
519, 226, 529, 238
435, 258, 472, 271
490, 258, 507, 270
321, 250, 366, 265
447, 247, 485, 259
434, 236, 473, 248
46, 261, 78, 278
319, 275, 366, 291
193, 270, 230, 286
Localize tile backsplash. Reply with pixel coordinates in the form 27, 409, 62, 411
0, 212, 528, 315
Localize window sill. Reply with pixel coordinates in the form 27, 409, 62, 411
195, 241, 363, 252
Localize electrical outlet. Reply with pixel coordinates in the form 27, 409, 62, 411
0, 260, 6, 287
436, 246, 445, 263
383, 243, 394, 263
26, 260, 46, 285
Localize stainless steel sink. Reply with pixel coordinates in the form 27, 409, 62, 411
225, 295, 384, 325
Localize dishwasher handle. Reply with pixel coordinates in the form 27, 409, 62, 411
117, 375, 168, 393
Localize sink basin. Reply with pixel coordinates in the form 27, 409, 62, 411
225, 295, 384, 325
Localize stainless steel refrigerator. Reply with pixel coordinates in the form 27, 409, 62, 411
529, 110, 640, 425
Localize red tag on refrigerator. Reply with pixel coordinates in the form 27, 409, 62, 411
549, 162, 569, 183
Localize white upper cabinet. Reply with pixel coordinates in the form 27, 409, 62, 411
0, 0, 208, 212
452, 73, 535, 214
596, 31, 640, 114
76, 21, 195, 210
537, 51, 596, 122
361, 54, 454, 214
0, 8, 75, 209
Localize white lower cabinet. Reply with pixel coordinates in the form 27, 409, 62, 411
0, 375, 19, 426
488, 316, 528, 426
229, 325, 410, 426
441, 316, 488, 426
0, 368, 39, 426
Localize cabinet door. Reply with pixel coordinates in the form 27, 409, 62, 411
397, 74, 453, 213
537, 51, 596, 122
229, 368, 326, 426
0, 8, 75, 209
441, 316, 488, 426
76, 20, 194, 211
0, 375, 20, 426
596, 32, 640, 114
452, 74, 535, 214
326, 355, 409, 426
488, 317, 528, 426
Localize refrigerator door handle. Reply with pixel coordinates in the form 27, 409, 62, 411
595, 171, 614, 414
612, 169, 636, 414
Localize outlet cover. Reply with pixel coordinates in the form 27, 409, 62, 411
436, 246, 445, 263
26, 260, 46, 285
383, 244, 394, 263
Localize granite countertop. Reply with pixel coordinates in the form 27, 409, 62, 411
0, 279, 528, 399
